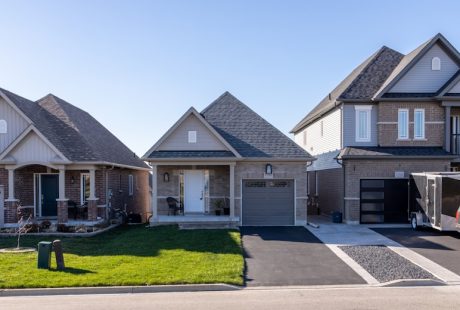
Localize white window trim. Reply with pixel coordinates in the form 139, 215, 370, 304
354, 105, 372, 142
398, 109, 409, 140
432, 57, 441, 71
0, 120, 7, 134
188, 130, 197, 143
128, 174, 134, 196
414, 109, 425, 140
81, 173, 90, 203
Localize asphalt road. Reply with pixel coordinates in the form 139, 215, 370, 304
241, 226, 365, 286
2, 286, 460, 310
373, 228, 460, 275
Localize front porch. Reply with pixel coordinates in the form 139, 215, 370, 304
1, 164, 106, 227
149, 163, 237, 225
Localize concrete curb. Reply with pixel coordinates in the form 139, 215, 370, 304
0, 284, 241, 297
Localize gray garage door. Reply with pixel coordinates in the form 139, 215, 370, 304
242, 179, 295, 226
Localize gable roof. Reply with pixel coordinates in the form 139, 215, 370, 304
142, 107, 241, 159
202, 92, 312, 160
375, 33, 460, 98
0, 88, 148, 169
292, 33, 460, 133
291, 46, 403, 133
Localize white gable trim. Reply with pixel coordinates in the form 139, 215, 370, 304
142, 107, 242, 159
0, 90, 33, 124
375, 34, 460, 99
0, 125, 70, 163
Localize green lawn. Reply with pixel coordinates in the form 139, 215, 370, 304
0, 225, 244, 288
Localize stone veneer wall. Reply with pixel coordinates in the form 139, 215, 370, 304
343, 159, 450, 223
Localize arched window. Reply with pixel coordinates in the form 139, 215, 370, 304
0, 120, 7, 134
432, 57, 441, 71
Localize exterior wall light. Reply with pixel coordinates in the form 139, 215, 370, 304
163, 172, 170, 182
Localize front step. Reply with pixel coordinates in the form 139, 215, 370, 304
178, 222, 238, 230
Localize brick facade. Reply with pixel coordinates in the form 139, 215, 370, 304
0, 166, 150, 224
378, 102, 445, 147
342, 159, 450, 223
154, 162, 308, 225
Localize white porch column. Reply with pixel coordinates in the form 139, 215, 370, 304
89, 168, 96, 199
7, 168, 15, 200
58, 168, 66, 200
229, 163, 235, 219
151, 164, 158, 221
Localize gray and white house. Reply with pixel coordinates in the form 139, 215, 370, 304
143, 92, 314, 227
292, 33, 460, 224
0, 88, 150, 228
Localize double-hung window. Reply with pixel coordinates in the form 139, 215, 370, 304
398, 109, 409, 140
128, 174, 134, 196
414, 109, 425, 140
355, 106, 372, 142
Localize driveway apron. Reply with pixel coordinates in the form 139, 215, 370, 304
241, 226, 365, 286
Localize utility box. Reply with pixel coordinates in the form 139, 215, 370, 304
37, 241, 52, 269
410, 172, 460, 232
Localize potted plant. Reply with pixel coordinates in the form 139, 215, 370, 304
213, 199, 224, 216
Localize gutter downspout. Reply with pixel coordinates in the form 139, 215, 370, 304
335, 157, 345, 222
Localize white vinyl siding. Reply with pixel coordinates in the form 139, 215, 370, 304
6, 131, 62, 164
414, 109, 425, 139
355, 106, 372, 142
398, 109, 409, 139
0, 98, 29, 153
158, 114, 228, 151
294, 108, 341, 155
389, 44, 459, 93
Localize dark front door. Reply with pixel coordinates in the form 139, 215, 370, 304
360, 179, 409, 224
41, 174, 59, 217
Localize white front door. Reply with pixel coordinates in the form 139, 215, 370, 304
0, 186, 4, 227
184, 170, 204, 213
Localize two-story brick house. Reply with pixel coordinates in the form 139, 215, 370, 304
292, 33, 460, 224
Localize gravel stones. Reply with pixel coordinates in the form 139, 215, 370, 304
340, 245, 436, 283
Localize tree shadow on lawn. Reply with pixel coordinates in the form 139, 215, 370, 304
0, 225, 242, 258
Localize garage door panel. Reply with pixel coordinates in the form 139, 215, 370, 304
242, 179, 294, 226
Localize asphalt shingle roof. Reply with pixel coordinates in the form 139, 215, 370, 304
338, 146, 454, 159
148, 151, 235, 158
291, 46, 403, 132
1, 88, 148, 169
201, 92, 312, 159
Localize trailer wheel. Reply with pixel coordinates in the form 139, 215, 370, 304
410, 214, 419, 230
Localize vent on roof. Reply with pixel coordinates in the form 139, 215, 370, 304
432, 57, 441, 71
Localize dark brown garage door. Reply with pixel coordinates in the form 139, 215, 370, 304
360, 179, 409, 224
242, 180, 294, 226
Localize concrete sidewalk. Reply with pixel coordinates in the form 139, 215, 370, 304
305, 216, 460, 285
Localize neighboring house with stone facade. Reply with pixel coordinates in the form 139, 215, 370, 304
143, 92, 314, 227
292, 33, 460, 224
0, 88, 150, 228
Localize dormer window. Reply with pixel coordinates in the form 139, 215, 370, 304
432, 57, 441, 71
188, 130, 197, 143
0, 120, 7, 134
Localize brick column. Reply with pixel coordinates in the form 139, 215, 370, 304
5, 200, 19, 223
87, 199, 98, 221
57, 199, 69, 223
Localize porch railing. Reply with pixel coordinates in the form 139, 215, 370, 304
452, 134, 460, 155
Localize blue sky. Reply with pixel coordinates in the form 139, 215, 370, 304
1, 0, 459, 155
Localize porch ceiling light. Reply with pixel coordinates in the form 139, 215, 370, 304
265, 163, 273, 175
163, 172, 170, 182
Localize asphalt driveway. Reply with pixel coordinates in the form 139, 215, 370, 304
241, 226, 365, 286
373, 228, 460, 276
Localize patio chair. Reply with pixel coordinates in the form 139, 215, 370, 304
166, 197, 182, 216
68, 200, 88, 220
